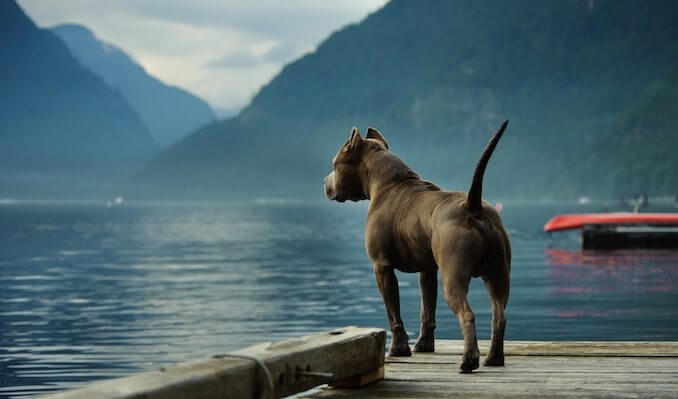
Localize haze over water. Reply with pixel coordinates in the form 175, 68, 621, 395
1, 201, 677, 397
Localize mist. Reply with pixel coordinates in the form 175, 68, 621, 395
3, 0, 677, 203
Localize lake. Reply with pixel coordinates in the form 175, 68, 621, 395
1, 200, 677, 397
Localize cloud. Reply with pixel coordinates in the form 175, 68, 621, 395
16, 0, 389, 110
205, 49, 261, 69
113, 0, 386, 41
205, 42, 308, 69
262, 41, 307, 63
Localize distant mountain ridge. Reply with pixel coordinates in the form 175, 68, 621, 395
52, 24, 215, 147
0, 0, 158, 197
133, 0, 678, 200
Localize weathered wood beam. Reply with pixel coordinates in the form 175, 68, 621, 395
38, 326, 386, 399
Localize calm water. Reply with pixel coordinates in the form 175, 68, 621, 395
1, 200, 677, 397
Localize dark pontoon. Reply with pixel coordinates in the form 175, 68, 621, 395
544, 213, 678, 249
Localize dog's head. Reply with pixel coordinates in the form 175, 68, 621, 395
323, 127, 389, 202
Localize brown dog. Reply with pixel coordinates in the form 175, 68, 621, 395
324, 121, 511, 373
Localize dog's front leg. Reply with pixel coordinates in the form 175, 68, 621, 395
413, 271, 436, 352
374, 265, 411, 357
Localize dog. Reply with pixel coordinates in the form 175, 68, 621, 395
323, 121, 511, 373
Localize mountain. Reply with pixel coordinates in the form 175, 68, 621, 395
51, 24, 215, 147
588, 66, 678, 197
1, 0, 158, 197
133, 0, 678, 200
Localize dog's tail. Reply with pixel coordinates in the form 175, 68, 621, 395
465, 120, 509, 214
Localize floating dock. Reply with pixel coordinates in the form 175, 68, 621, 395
305, 339, 678, 398
543, 212, 678, 249
38, 327, 678, 399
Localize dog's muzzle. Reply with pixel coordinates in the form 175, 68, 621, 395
323, 173, 343, 202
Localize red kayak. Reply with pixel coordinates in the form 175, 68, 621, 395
544, 213, 678, 232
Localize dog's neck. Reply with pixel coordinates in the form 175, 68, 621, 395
362, 149, 420, 200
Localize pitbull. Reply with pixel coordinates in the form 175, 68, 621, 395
324, 121, 511, 373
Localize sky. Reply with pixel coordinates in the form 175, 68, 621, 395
17, 0, 389, 114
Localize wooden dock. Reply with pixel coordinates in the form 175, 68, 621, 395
37, 327, 678, 399
303, 339, 678, 398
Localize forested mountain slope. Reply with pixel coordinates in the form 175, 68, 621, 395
134, 0, 678, 200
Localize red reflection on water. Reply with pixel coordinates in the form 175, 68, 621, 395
547, 248, 678, 268
557, 310, 616, 318
546, 248, 678, 318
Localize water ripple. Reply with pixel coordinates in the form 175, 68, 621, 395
0, 202, 676, 397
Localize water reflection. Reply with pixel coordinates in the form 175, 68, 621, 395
548, 249, 678, 293
1, 202, 677, 397
546, 248, 678, 327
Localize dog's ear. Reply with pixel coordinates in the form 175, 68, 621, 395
346, 127, 362, 150
366, 127, 388, 149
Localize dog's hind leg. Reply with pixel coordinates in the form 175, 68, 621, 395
482, 261, 509, 366
440, 258, 479, 373
413, 271, 437, 352
374, 264, 411, 357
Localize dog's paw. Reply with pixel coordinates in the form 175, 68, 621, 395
389, 342, 412, 357
413, 336, 434, 353
459, 355, 480, 373
388, 327, 411, 357
483, 354, 505, 367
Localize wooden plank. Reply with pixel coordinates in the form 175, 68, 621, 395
500, 341, 678, 357
305, 380, 678, 398
38, 326, 385, 399
386, 357, 678, 373
401, 340, 678, 358
389, 352, 678, 365
331, 365, 384, 388
384, 370, 678, 383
